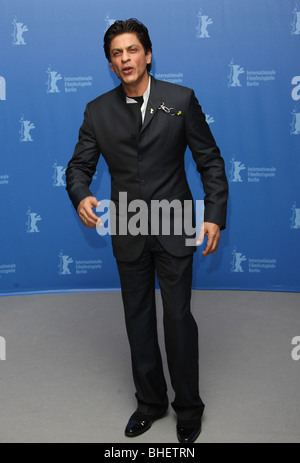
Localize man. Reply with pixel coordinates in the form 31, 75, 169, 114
66, 19, 228, 443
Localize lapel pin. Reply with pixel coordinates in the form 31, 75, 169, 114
158, 103, 182, 116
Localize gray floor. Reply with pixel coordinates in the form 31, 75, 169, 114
0, 290, 299, 443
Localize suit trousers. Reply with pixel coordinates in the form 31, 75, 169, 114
116, 234, 205, 425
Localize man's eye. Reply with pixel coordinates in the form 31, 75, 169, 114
130, 49, 137, 53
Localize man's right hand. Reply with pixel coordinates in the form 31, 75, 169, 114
77, 196, 102, 229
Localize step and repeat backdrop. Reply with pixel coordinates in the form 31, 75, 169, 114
0, 0, 299, 295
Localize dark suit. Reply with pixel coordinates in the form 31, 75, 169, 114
66, 76, 228, 424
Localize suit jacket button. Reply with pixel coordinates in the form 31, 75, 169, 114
138, 155, 142, 161
141, 179, 146, 186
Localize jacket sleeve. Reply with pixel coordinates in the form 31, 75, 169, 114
185, 90, 229, 230
66, 104, 101, 211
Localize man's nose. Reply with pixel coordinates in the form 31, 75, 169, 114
121, 51, 131, 62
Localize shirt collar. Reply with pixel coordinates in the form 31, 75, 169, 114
126, 75, 151, 108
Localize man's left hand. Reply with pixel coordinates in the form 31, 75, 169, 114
197, 222, 221, 256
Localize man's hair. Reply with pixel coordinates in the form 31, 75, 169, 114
104, 19, 152, 73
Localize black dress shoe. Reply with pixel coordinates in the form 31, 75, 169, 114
125, 411, 166, 438
177, 422, 202, 443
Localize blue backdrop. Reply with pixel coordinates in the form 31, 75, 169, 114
0, 0, 299, 295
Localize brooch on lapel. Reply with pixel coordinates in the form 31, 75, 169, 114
158, 102, 182, 117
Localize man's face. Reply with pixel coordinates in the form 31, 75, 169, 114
109, 33, 152, 89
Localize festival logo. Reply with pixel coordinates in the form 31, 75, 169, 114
229, 156, 276, 183
53, 161, 66, 187
0, 76, 6, 101
228, 59, 245, 87
58, 250, 102, 276
291, 203, 300, 229
196, 10, 213, 39
46, 66, 93, 94
155, 73, 184, 84
205, 114, 215, 125
0, 175, 9, 185
231, 248, 247, 273
46, 66, 62, 93
231, 248, 277, 274
105, 13, 116, 31
12, 17, 28, 46
291, 7, 300, 35
19, 115, 35, 142
230, 156, 246, 183
228, 60, 276, 88
58, 250, 74, 275
0, 264, 17, 280
26, 208, 42, 233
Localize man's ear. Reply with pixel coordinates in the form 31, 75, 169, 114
109, 61, 115, 73
146, 50, 152, 66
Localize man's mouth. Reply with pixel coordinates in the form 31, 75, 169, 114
122, 66, 134, 75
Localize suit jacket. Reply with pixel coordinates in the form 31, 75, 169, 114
66, 76, 228, 262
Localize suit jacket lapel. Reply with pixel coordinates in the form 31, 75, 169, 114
117, 77, 163, 134
141, 78, 163, 134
